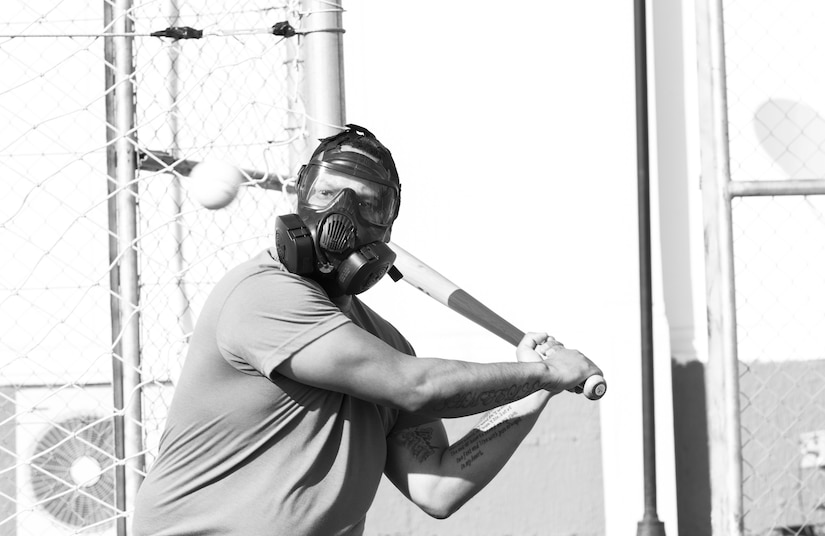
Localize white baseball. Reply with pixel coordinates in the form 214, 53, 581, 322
188, 160, 243, 210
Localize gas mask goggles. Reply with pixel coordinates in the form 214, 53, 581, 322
275, 128, 401, 296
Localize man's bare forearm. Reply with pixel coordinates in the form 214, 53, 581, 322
430, 379, 545, 413
413, 359, 551, 418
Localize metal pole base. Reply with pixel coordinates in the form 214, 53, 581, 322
637, 518, 667, 536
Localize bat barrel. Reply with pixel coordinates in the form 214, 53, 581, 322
447, 288, 524, 346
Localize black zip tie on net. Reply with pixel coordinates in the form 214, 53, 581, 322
147, 21, 338, 41
271, 21, 296, 38
150, 26, 203, 40
149, 22, 297, 40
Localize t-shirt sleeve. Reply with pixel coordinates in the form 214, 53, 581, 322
215, 269, 351, 378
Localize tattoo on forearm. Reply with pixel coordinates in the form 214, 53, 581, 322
448, 405, 523, 471
476, 405, 518, 431
432, 380, 542, 412
394, 426, 437, 463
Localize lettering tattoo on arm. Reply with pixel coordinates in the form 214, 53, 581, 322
448, 405, 523, 471
393, 426, 438, 464
431, 379, 545, 413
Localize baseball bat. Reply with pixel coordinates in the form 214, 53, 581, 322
388, 242, 606, 401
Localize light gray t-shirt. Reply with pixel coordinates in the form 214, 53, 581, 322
132, 249, 414, 535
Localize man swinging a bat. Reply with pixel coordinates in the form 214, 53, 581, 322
132, 124, 603, 536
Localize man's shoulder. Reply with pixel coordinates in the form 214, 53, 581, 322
209, 249, 297, 303
350, 297, 415, 355
233, 248, 283, 275
218, 248, 331, 308
219, 248, 295, 286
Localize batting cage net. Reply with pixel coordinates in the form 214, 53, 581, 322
0, 0, 313, 533
698, 0, 825, 534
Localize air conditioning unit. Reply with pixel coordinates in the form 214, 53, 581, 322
11, 383, 171, 535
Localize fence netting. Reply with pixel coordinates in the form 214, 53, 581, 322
1, 0, 308, 533
722, 0, 825, 534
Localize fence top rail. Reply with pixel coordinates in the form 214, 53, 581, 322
727, 179, 825, 198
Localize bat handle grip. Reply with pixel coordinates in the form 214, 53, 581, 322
579, 374, 607, 400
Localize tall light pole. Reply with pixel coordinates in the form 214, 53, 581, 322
635, 0, 666, 534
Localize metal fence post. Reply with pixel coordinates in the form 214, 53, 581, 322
106, 1, 145, 532
300, 0, 346, 140
695, 0, 743, 533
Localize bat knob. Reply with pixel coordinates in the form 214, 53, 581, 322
582, 375, 607, 400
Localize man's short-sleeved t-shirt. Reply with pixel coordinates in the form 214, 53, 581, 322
132, 249, 414, 536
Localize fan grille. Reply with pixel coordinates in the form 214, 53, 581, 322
29, 415, 116, 529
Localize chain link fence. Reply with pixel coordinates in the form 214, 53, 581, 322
734, 196, 825, 536
0, 0, 312, 533
702, 0, 825, 534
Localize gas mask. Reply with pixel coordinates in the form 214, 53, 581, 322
275, 125, 401, 297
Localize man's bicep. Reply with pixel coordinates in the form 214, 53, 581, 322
384, 414, 449, 501
274, 322, 417, 407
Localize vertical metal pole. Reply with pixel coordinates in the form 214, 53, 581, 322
102, 3, 126, 533
164, 0, 193, 339
300, 0, 345, 141
695, 0, 743, 533
106, 1, 144, 533
635, 0, 666, 535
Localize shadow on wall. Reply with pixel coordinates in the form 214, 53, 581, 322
671, 359, 712, 536
754, 99, 825, 179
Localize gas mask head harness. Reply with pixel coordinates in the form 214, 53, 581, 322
275, 124, 401, 297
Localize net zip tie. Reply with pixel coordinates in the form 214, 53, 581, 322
0, 21, 343, 39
